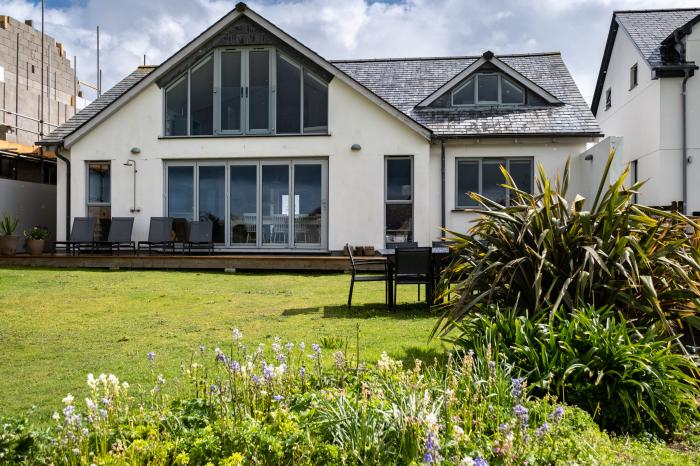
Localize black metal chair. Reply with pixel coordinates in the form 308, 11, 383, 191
138, 217, 175, 255
386, 241, 418, 249
394, 247, 433, 305
95, 217, 135, 255
54, 217, 96, 255
346, 243, 389, 308
184, 220, 214, 255
172, 218, 189, 251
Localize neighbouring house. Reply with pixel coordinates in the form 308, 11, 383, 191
590, 8, 700, 214
38, 2, 600, 252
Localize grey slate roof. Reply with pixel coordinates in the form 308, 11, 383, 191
333, 53, 600, 137
615, 9, 700, 67
38, 67, 155, 145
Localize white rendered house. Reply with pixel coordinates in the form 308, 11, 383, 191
591, 8, 700, 213
39, 3, 600, 253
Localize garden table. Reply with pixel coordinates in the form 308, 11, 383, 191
376, 247, 450, 307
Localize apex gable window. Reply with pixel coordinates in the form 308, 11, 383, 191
456, 158, 532, 208
451, 73, 525, 107
630, 63, 638, 90
163, 47, 328, 137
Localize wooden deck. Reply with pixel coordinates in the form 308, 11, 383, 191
0, 253, 374, 272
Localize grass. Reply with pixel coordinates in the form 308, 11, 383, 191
0, 267, 443, 418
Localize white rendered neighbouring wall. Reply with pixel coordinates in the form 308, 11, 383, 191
57, 77, 432, 250
596, 28, 670, 208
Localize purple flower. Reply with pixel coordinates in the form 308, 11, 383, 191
229, 360, 241, 373
422, 452, 434, 464
552, 406, 564, 423
209, 384, 218, 393
475, 458, 488, 466
251, 375, 261, 385
276, 353, 286, 363
511, 377, 524, 399
232, 328, 242, 341
273, 394, 284, 402
147, 351, 155, 362
513, 404, 529, 425
499, 423, 508, 431
262, 362, 275, 380
535, 422, 550, 438
285, 342, 294, 351
312, 343, 321, 353
299, 366, 306, 379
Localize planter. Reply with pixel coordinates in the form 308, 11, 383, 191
0, 235, 19, 256
26, 238, 45, 256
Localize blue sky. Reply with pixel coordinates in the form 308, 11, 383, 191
1, 0, 699, 102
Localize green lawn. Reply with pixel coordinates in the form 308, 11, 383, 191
0, 267, 443, 418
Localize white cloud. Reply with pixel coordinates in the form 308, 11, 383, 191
0, 0, 697, 102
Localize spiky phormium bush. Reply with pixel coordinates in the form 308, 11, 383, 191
434, 150, 700, 340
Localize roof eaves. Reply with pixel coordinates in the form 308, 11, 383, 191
591, 17, 619, 116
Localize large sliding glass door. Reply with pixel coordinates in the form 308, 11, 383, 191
166, 159, 327, 249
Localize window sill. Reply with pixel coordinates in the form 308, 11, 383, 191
452, 208, 478, 212
158, 133, 331, 140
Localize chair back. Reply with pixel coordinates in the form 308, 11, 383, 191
70, 217, 97, 242
107, 217, 134, 242
172, 218, 189, 242
386, 241, 418, 249
346, 243, 357, 268
147, 217, 174, 242
189, 221, 213, 243
243, 213, 257, 233
395, 247, 432, 276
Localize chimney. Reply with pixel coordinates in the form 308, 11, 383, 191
24, 19, 33, 28
0, 16, 9, 30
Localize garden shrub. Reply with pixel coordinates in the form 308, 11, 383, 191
434, 149, 700, 340
449, 306, 700, 435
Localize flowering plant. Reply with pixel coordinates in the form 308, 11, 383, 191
23, 226, 49, 240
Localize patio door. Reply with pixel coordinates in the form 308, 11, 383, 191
166, 159, 327, 249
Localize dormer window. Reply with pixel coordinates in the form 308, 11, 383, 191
451, 73, 525, 107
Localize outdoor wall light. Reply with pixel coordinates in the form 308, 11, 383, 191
130, 147, 141, 154
351, 143, 362, 151
584, 154, 594, 161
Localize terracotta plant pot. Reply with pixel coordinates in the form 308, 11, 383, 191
26, 238, 45, 256
0, 235, 19, 256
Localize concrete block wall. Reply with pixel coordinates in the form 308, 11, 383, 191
0, 16, 77, 146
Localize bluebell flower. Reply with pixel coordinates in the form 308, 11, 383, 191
513, 404, 529, 425
276, 353, 286, 363
552, 406, 564, 423
510, 377, 524, 399
210, 384, 218, 393
232, 328, 242, 341
535, 422, 550, 438
273, 394, 284, 402
312, 343, 321, 353
474, 457, 488, 466
423, 452, 434, 464
499, 423, 508, 431
285, 342, 294, 351
251, 375, 261, 385
262, 362, 275, 380
147, 351, 155, 362
99, 409, 107, 419
299, 366, 306, 379
230, 360, 241, 373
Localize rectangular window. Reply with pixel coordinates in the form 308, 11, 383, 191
190, 56, 214, 135
630, 63, 638, 90
605, 88, 612, 110
230, 164, 257, 245
455, 158, 533, 208
385, 156, 413, 244
198, 165, 226, 243
220, 51, 243, 132
167, 165, 195, 221
86, 162, 111, 240
248, 50, 270, 132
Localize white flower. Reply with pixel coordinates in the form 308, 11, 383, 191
425, 412, 438, 427
87, 373, 97, 389
122, 381, 129, 390
85, 398, 96, 411
52, 412, 60, 421
460, 457, 475, 466
62, 394, 74, 405
453, 424, 465, 437
233, 328, 243, 341
108, 374, 119, 385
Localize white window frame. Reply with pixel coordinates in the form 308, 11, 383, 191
450, 73, 525, 107
455, 157, 534, 209
163, 73, 189, 137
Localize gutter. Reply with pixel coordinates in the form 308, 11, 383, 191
440, 139, 446, 233
53, 146, 71, 240
682, 68, 692, 214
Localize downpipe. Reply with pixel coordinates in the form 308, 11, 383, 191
54, 148, 71, 240
682, 69, 690, 215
